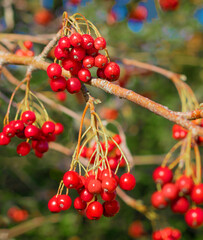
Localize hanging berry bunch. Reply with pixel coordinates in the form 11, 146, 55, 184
48, 95, 136, 220
47, 13, 120, 95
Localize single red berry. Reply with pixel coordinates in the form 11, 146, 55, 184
171, 196, 189, 214
103, 199, 120, 217
41, 121, 55, 136
66, 77, 81, 94
159, 0, 179, 11
15, 49, 26, 56
88, 179, 102, 194
94, 37, 106, 50
0, 132, 11, 145
83, 56, 95, 68
16, 131, 26, 139
47, 63, 62, 79
13, 120, 24, 133
102, 177, 117, 193
100, 190, 116, 202
86, 201, 103, 220
54, 123, 64, 135
70, 47, 86, 61
152, 230, 162, 240
85, 175, 96, 189
70, 33, 83, 47
95, 54, 108, 68
63, 171, 79, 189
99, 169, 114, 181
17, 142, 31, 156
78, 68, 91, 82
48, 196, 61, 213
80, 188, 94, 202
113, 134, 122, 145
190, 184, 203, 205
23, 41, 33, 49
56, 91, 67, 102
74, 197, 87, 210
3, 124, 15, 138
35, 150, 43, 158
76, 175, 86, 190
119, 158, 126, 168
26, 50, 34, 56
50, 76, 67, 92
21, 111, 36, 125
97, 68, 106, 79
119, 173, 136, 191
172, 229, 181, 239
185, 207, 203, 228
176, 175, 194, 194
62, 59, 82, 76
162, 183, 179, 201
79, 146, 87, 158
130, 6, 148, 21
57, 195, 72, 210
58, 36, 71, 50
104, 62, 120, 81
128, 221, 145, 238
82, 34, 94, 49
35, 140, 49, 153
152, 166, 173, 185
108, 158, 118, 171
54, 46, 68, 60
86, 47, 98, 57
151, 191, 168, 209
24, 125, 40, 139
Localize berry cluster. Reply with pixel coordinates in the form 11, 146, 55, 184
159, 0, 179, 11
152, 227, 181, 240
7, 207, 28, 222
15, 41, 34, 57
47, 33, 120, 94
151, 166, 203, 228
0, 110, 64, 158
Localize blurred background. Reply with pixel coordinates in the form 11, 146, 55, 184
0, 0, 203, 239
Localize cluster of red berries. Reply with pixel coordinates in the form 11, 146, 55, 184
48, 169, 136, 220
152, 227, 181, 240
47, 33, 120, 94
159, 0, 179, 11
80, 134, 126, 169
7, 207, 28, 222
15, 41, 34, 57
151, 166, 203, 228
0, 110, 64, 158
172, 119, 203, 145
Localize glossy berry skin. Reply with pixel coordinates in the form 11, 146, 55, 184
119, 173, 136, 191
86, 201, 103, 220
103, 200, 120, 217
82, 34, 94, 49
104, 62, 120, 81
24, 125, 40, 139
102, 177, 117, 193
86, 47, 98, 57
35, 140, 49, 153
162, 183, 179, 201
152, 166, 173, 185
17, 142, 31, 156
83, 56, 95, 68
185, 207, 203, 228
100, 190, 116, 202
94, 37, 106, 50
88, 179, 102, 194
58, 36, 71, 50
70, 47, 86, 61
176, 175, 194, 194
80, 188, 94, 202
171, 196, 189, 214
0, 132, 11, 145
47, 63, 62, 79
190, 184, 203, 204
151, 191, 168, 209
78, 69, 91, 82
3, 124, 15, 138
54, 123, 64, 135
172, 124, 187, 140
50, 76, 67, 92
62, 59, 82, 76
48, 196, 61, 213
57, 195, 72, 210
63, 171, 79, 189
13, 120, 25, 133
41, 121, 55, 136
21, 111, 36, 125
108, 158, 118, 171
24, 41, 33, 49
97, 68, 106, 79
95, 54, 108, 68
66, 78, 81, 94
54, 46, 68, 60
74, 197, 87, 210
70, 33, 83, 47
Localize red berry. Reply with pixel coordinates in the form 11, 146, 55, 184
99, 169, 114, 180
108, 158, 118, 171
104, 62, 120, 81
97, 68, 106, 79
151, 191, 168, 209
80, 188, 94, 202
35, 140, 49, 153
100, 190, 116, 201
171, 196, 189, 214
24, 125, 40, 139
185, 207, 203, 228
63, 171, 79, 189
176, 175, 194, 194
130, 6, 148, 21
47, 63, 62, 79
103, 199, 120, 217
88, 179, 102, 194
86, 47, 98, 57
159, 0, 179, 11
13, 120, 25, 133
102, 177, 117, 193
119, 173, 136, 191
62, 59, 82, 76
58, 36, 71, 50
190, 184, 203, 205
23, 41, 33, 49
172, 229, 181, 239
41, 121, 55, 136
152, 231, 162, 240
50, 76, 67, 92
54, 123, 64, 135
82, 34, 94, 49
54, 46, 68, 60
128, 221, 144, 238
3, 124, 15, 138
95, 54, 108, 68
48, 196, 61, 213
94, 37, 106, 50
79, 146, 87, 158
66, 78, 81, 94
83, 56, 94, 68
35, 150, 43, 158
74, 197, 87, 210
70, 47, 86, 61
21, 111, 36, 125
86, 201, 103, 220
17, 142, 31, 156
57, 195, 72, 210
152, 166, 173, 185
78, 68, 91, 82
56, 92, 67, 102
162, 183, 179, 201
113, 134, 122, 145
0, 132, 11, 145
70, 33, 83, 47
